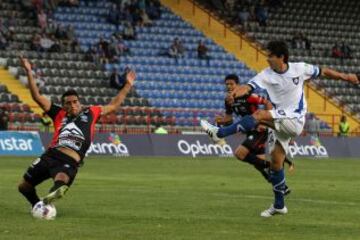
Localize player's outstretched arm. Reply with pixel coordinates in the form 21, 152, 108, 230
20, 57, 51, 112
321, 67, 359, 84
101, 70, 136, 116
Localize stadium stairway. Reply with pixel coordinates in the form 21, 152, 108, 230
0, 67, 42, 115
161, 0, 360, 134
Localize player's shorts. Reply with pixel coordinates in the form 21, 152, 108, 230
23, 148, 79, 187
242, 130, 268, 155
267, 113, 305, 154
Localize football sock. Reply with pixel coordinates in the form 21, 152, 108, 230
49, 180, 67, 193
244, 153, 270, 169
217, 115, 257, 138
270, 168, 286, 209
19, 185, 40, 207
243, 153, 271, 182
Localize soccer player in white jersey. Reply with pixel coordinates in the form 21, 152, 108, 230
201, 41, 359, 217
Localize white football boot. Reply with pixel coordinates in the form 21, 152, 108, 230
200, 119, 225, 145
260, 204, 288, 218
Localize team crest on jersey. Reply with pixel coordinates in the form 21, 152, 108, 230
292, 77, 300, 85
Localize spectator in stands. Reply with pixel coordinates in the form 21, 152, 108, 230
291, 32, 311, 50
110, 68, 130, 90
0, 33, 8, 50
137, 0, 146, 10
338, 115, 350, 137
43, 0, 56, 11
55, 23, 67, 40
46, 18, 58, 37
237, 6, 250, 26
7, 11, 17, 36
154, 123, 168, 134
123, 7, 134, 24
305, 113, 320, 137
40, 33, 55, 51
31, 33, 43, 52
108, 4, 120, 25
139, 9, 153, 27
255, 1, 268, 27
65, 25, 75, 42
51, 38, 62, 52
37, 9, 48, 31
114, 35, 131, 56
341, 42, 352, 59
70, 39, 81, 53
122, 21, 136, 40
84, 45, 98, 63
0, 106, 8, 131
98, 36, 109, 54
0, 18, 14, 42
331, 43, 343, 58
32, 0, 43, 12
107, 38, 120, 63
197, 40, 210, 60
147, 0, 161, 20
168, 38, 185, 58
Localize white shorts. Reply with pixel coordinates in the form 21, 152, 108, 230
268, 110, 305, 154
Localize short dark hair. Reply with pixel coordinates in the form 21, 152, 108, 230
61, 89, 79, 104
267, 40, 289, 63
224, 74, 239, 84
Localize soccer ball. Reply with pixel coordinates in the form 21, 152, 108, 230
31, 201, 57, 220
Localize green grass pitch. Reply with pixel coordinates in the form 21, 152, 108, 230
0, 156, 359, 240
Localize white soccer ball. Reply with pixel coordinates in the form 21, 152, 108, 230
31, 201, 57, 220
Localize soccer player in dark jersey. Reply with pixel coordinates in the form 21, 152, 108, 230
216, 74, 294, 184
17, 57, 136, 210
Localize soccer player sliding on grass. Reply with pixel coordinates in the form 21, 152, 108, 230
201, 41, 359, 217
18, 57, 136, 216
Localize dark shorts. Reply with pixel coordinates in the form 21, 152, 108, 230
242, 130, 268, 155
23, 148, 79, 187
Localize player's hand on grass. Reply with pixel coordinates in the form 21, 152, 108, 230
19, 56, 32, 72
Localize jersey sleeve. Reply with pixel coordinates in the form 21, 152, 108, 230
303, 62, 321, 80
46, 103, 62, 121
247, 94, 265, 105
225, 100, 233, 115
247, 70, 267, 90
90, 106, 102, 122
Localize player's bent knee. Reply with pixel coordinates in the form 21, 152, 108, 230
54, 172, 71, 184
235, 148, 248, 161
18, 181, 33, 193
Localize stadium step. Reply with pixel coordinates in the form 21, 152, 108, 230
0, 67, 43, 115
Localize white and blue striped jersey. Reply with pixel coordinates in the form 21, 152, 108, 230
248, 62, 320, 119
